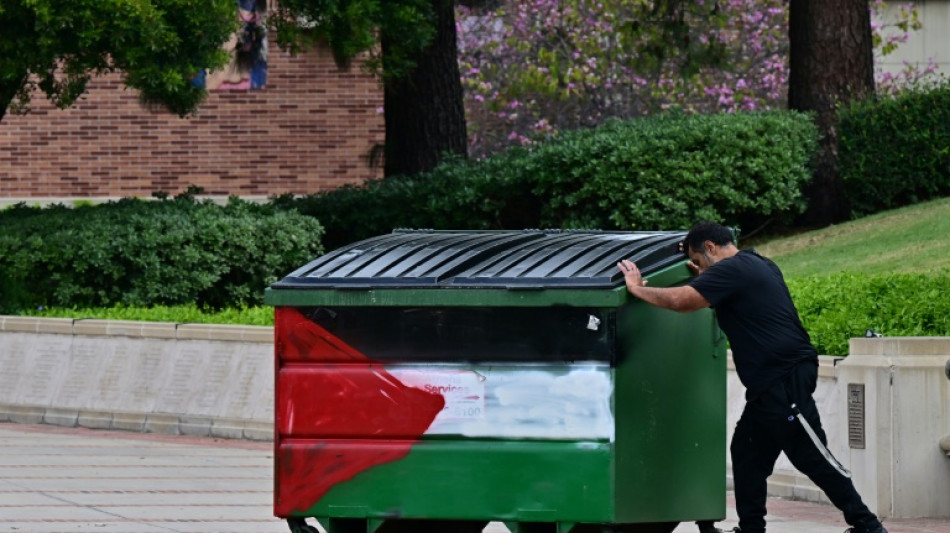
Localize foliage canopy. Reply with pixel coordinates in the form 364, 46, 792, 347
270, 0, 436, 81
0, 0, 237, 121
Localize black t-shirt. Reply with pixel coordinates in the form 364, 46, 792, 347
688, 249, 817, 400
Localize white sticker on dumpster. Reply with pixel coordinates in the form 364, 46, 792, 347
388, 369, 486, 421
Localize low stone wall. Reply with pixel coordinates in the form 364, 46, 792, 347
0, 316, 273, 440
839, 338, 950, 519
2, 317, 948, 518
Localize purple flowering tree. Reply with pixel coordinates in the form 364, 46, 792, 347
872, 0, 938, 95
458, 0, 935, 159
457, 0, 789, 157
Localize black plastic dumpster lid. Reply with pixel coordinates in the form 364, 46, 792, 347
270, 229, 687, 290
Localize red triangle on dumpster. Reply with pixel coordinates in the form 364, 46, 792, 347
273, 307, 445, 515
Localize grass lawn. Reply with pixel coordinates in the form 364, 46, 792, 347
751, 196, 950, 278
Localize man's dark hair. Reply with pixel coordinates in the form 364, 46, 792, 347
682, 222, 735, 255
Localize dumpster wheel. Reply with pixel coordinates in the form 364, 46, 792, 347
287, 517, 319, 533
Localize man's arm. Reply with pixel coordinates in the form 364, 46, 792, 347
617, 259, 710, 313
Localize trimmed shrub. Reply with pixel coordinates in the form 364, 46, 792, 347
275, 111, 819, 251
838, 79, 950, 217
789, 271, 950, 357
0, 196, 323, 313
527, 112, 818, 231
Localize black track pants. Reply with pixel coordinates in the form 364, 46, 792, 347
730, 362, 882, 533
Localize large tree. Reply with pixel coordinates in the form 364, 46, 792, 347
0, 0, 237, 124
273, 0, 467, 178
788, 0, 875, 226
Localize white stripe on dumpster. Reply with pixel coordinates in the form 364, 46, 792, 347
388, 363, 614, 441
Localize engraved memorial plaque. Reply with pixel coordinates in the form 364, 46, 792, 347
21, 336, 72, 406
848, 383, 865, 449
54, 341, 108, 408
154, 347, 205, 414
127, 344, 171, 412
0, 336, 28, 403
191, 343, 234, 415
223, 346, 262, 418
92, 342, 136, 407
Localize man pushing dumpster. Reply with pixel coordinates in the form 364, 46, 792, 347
617, 221, 887, 533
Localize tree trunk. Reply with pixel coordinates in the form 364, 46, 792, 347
788, 0, 874, 226
382, 0, 468, 178
0, 72, 27, 125
0, 87, 11, 124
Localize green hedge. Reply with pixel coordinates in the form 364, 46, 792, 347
838, 79, 950, 217
275, 111, 819, 251
0, 196, 323, 313
527, 112, 818, 230
17, 271, 950, 359
789, 271, 950, 357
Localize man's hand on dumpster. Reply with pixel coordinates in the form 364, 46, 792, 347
617, 259, 710, 312
617, 259, 646, 292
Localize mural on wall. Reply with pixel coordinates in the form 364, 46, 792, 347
195, 0, 268, 90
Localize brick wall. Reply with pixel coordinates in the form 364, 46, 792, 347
0, 40, 384, 199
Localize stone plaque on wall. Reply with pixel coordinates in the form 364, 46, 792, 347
54, 341, 108, 408
848, 383, 865, 449
20, 336, 72, 406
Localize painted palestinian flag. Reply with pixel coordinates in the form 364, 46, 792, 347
274, 306, 615, 518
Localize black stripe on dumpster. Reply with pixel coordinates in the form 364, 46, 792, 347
298, 306, 615, 363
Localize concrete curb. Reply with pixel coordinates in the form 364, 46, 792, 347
0, 315, 273, 342
0, 403, 274, 441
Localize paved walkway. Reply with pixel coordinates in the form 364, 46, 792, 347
2, 423, 948, 533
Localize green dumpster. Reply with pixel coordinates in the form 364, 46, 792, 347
265, 230, 727, 533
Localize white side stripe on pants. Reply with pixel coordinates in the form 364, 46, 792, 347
791, 403, 852, 479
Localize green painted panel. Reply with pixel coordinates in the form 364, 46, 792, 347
644, 261, 693, 289
264, 261, 693, 308
287, 439, 614, 523
613, 303, 727, 523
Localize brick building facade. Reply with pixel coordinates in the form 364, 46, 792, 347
0, 40, 384, 201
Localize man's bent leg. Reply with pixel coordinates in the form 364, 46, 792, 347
780, 377, 882, 531
731, 403, 782, 533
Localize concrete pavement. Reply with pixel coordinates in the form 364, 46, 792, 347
2, 423, 948, 533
